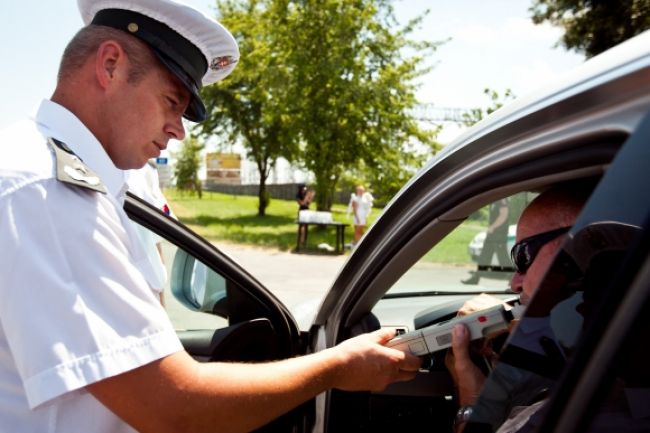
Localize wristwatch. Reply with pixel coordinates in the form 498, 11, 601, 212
454, 405, 473, 431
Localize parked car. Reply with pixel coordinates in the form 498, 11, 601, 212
126, 29, 650, 433
467, 224, 516, 263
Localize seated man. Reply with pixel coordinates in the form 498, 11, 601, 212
448, 181, 595, 428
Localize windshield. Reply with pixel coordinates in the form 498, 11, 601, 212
385, 192, 536, 297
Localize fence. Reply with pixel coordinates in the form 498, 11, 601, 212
203, 181, 351, 204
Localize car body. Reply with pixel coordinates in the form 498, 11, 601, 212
125, 29, 650, 433
467, 224, 516, 263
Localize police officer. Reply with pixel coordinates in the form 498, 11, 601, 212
0, 1, 421, 431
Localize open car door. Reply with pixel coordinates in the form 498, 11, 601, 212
124, 193, 309, 432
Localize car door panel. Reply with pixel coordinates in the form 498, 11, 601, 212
125, 196, 309, 432
178, 318, 280, 362
125, 193, 301, 360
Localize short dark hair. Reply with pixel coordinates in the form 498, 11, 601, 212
58, 25, 158, 85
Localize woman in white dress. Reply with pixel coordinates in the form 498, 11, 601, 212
348, 185, 374, 245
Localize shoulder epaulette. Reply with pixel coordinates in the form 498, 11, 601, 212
48, 137, 107, 194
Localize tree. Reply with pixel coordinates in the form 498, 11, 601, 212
530, 0, 650, 58
281, 0, 441, 210
339, 136, 438, 206
174, 136, 204, 198
461, 88, 515, 127
198, 0, 297, 216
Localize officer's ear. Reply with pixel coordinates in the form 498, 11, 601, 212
95, 40, 126, 89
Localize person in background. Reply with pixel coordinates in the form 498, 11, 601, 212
296, 184, 314, 212
463, 198, 510, 285
127, 159, 174, 305
348, 184, 374, 245
128, 159, 174, 217
296, 184, 315, 246
0, 1, 421, 431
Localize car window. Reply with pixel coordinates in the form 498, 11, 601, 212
130, 220, 228, 331
385, 192, 535, 297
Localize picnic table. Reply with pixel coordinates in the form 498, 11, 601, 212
295, 221, 348, 254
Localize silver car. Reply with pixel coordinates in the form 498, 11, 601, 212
468, 224, 516, 263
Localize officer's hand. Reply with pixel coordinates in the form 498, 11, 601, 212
330, 328, 422, 392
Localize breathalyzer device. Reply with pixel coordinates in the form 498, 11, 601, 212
387, 304, 525, 356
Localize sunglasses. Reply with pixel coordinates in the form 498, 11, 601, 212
510, 226, 572, 274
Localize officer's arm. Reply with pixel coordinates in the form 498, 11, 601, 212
87, 328, 421, 433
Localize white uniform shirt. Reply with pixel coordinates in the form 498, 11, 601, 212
126, 165, 170, 293
0, 100, 183, 432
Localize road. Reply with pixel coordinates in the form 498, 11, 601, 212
163, 243, 348, 330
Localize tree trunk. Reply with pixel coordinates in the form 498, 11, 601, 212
256, 156, 272, 217
257, 175, 270, 217
314, 175, 336, 211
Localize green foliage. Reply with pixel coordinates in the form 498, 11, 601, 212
166, 189, 367, 250
199, 0, 442, 213
197, 0, 297, 216
281, 0, 442, 210
173, 137, 204, 197
462, 88, 515, 127
422, 224, 482, 264
166, 189, 476, 263
530, 0, 650, 58
337, 135, 438, 206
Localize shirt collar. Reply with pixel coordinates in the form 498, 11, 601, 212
33, 99, 127, 200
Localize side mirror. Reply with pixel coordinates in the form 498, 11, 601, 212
170, 249, 229, 318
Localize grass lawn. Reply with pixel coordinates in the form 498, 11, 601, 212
165, 189, 484, 265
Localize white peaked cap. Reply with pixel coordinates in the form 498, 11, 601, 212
78, 0, 239, 122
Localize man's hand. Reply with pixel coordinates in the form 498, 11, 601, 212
447, 324, 486, 406
331, 328, 422, 392
458, 293, 508, 316
445, 294, 510, 406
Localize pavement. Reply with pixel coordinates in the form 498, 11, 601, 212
221, 243, 349, 328
164, 242, 350, 330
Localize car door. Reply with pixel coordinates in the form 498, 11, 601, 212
123, 193, 310, 431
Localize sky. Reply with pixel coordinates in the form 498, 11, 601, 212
0, 0, 585, 145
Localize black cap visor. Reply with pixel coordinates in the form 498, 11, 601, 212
151, 49, 207, 122
91, 9, 208, 122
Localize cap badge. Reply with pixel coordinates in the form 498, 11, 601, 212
127, 22, 139, 33
210, 56, 237, 71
